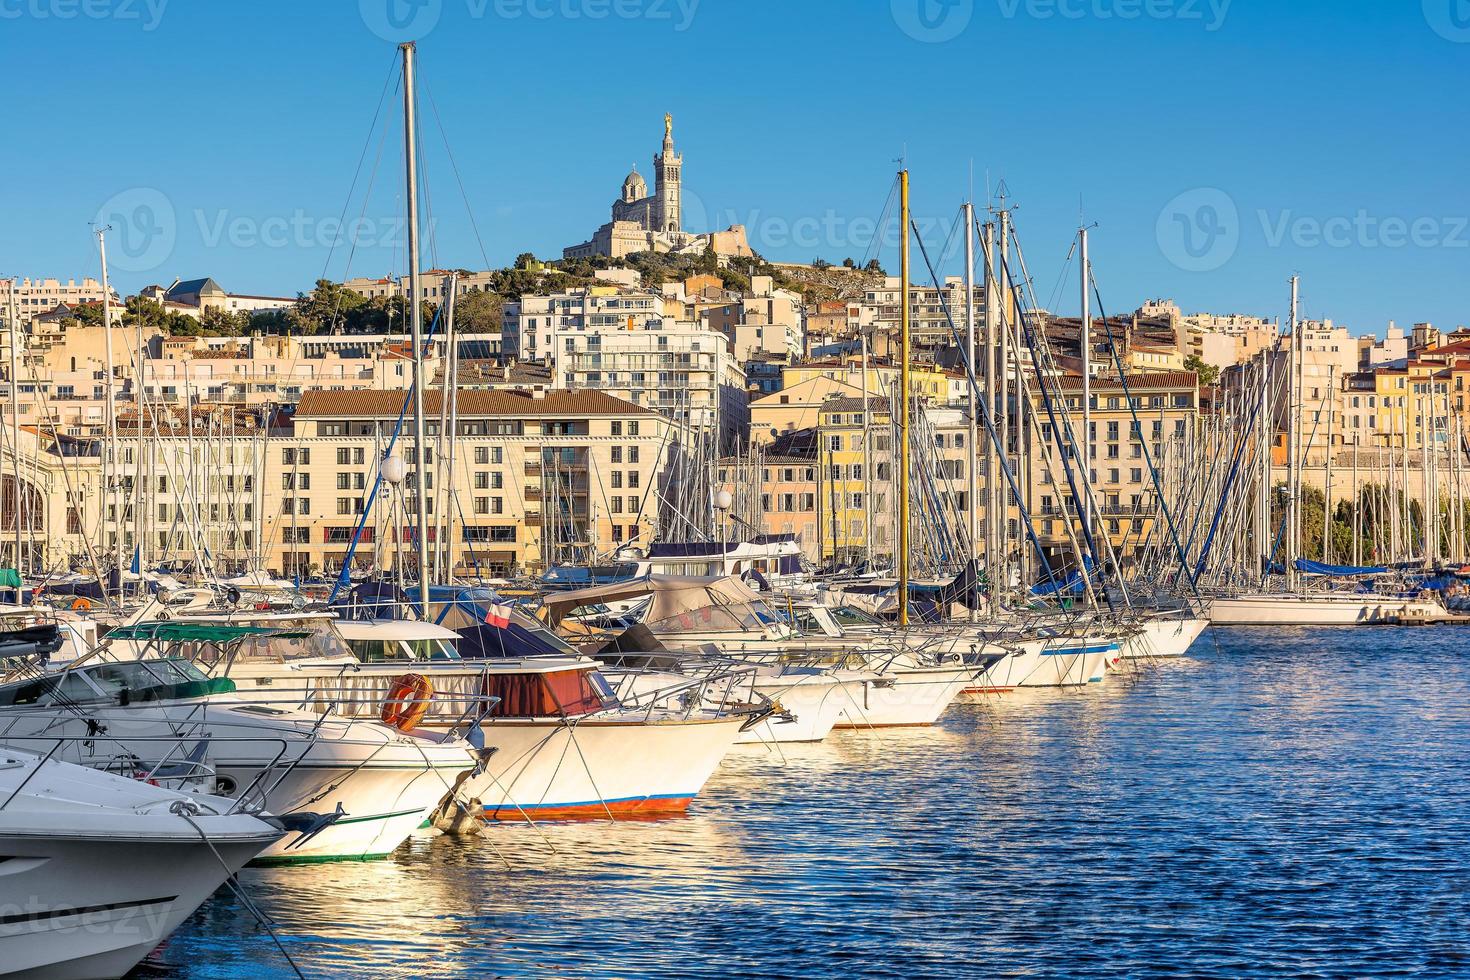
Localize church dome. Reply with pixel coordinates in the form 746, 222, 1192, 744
621, 166, 647, 202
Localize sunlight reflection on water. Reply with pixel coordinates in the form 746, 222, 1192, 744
143, 628, 1470, 978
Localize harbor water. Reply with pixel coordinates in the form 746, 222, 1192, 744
142, 627, 1470, 978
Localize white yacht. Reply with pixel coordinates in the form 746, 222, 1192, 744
0, 748, 281, 979
0, 631, 477, 862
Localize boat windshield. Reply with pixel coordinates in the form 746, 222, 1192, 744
351, 638, 461, 663
645, 600, 773, 635
230, 620, 354, 663
828, 605, 882, 627
0, 658, 231, 707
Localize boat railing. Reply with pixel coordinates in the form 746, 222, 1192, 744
0, 733, 295, 817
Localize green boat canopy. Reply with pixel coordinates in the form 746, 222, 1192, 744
105, 622, 312, 643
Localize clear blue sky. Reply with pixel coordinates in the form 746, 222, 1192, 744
4, 0, 1466, 333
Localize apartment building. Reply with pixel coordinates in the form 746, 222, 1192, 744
1031, 371, 1200, 567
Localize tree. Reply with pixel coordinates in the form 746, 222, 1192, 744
513, 252, 538, 270
288, 279, 368, 335
842, 257, 856, 269
1183, 354, 1220, 386
864, 258, 884, 273
454, 289, 504, 333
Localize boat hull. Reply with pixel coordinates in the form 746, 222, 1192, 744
832, 665, 974, 728
1208, 595, 1446, 626
0, 827, 271, 979
457, 716, 744, 820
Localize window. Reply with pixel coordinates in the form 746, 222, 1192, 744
474, 446, 489, 465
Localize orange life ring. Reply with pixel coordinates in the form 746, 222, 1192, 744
380, 673, 433, 733
70, 597, 92, 611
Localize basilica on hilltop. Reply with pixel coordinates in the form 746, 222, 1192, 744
563, 114, 751, 261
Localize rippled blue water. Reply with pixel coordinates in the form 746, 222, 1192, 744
138, 627, 1470, 978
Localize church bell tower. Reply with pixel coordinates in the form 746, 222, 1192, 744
653, 112, 681, 234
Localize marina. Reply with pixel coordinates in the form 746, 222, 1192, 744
3, 4, 1468, 978
137, 626, 1470, 979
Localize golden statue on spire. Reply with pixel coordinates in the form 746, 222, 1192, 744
664, 112, 673, 140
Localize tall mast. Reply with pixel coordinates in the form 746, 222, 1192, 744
860, 326, 874, 567
982, 221, 998, 606
1285, 275, 1300, 590
1257, 345, 1271, 580
401, 42, 431, 613
1324, 364, 1335, 564
96, 228, 120, 572
962, 201, 978, 568
897, 168, 911, 628
6, 279, 21, 578
1078, 225, 1091, 544
997, 206, 1011, 589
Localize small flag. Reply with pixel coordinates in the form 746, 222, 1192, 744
484, 603, 512, 629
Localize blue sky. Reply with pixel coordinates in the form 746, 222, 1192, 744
3, 0, 1467, 334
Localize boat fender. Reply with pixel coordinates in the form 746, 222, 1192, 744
381, 673, 433, 732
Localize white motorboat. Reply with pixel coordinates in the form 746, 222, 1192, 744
160, 611, 751, 821
0, 747, 280, 979
0, 631, 477, 863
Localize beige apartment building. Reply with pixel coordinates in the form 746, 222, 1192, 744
2, 277, 120, 324
0, 388, 668, 580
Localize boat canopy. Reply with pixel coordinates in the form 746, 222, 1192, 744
1295, 559, 1388, 577
540, 574, 766, 629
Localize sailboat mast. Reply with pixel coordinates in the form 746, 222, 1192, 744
982, 220, 999, 606
6, 279, 20, 577
401, 41, 431, 613
1079, 225, 1091, 545
897, 168, 911, 628
963, 201, 978, 566
97, 228, 120, 570
1286, 275, 1300, 590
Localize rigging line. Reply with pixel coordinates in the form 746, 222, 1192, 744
861, 175, 901, 270
421, 74, 492, 271
1089, 275, 1201, 597
319, 50, 400, 286
909, 218, 1058, 590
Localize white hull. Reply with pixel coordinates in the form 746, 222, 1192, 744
0, 752, 279, 980
457, 716, 744, 819
0, 704, 472, 863
833, 664, 974, 727
735, 671, 866, 744
1119, 616, 1210, 659
1208, 594, 1446, 626
970, 639, 1112, 691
